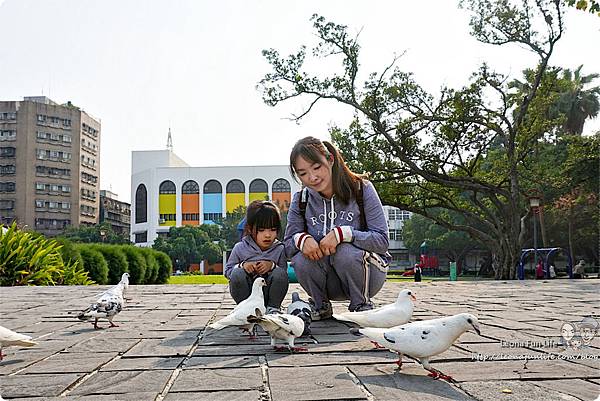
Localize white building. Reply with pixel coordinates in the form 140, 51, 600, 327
130, 149, 300, 246
383, 205, 413, 270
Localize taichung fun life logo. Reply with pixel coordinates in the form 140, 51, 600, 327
560, 317, 599, 350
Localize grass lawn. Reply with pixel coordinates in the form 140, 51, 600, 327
168, 275, 229, 285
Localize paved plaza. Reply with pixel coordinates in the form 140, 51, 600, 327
0, 279, 599, 401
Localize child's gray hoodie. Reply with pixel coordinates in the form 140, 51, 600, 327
224, 235, 287, 279
284, 180, 390, 261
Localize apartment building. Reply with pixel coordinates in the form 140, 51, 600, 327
100, 190, 130, 235
0, 96, 101, 236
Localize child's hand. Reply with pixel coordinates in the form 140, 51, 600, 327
319, 231, 339, 256
255, 260, 274, 275
242, 261, 256, 274
302, 237, 324, 261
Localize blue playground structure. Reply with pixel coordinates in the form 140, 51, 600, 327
518, 247, 573, 280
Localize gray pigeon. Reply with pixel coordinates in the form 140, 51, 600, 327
286, 292, 312, 336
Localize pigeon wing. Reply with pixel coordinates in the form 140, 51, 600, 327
259, 313, 304, 340
0, 325, 36, 347
380, 322, 452, 358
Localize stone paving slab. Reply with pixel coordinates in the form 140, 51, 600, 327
1, 280, 599, 401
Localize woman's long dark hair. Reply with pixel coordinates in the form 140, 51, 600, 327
289, 136, 363, 204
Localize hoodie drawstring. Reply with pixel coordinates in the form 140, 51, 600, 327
322, 197, 336, 234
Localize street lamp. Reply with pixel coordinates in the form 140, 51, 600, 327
529, 194, 541, 277
99, 229, 106, 243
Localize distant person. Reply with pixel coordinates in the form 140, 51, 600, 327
414, 264, 422, 282
549, 263, 556, 279
284, 137, 390, 320
573, 259, 586, 279
535, 259, 544, 279
225, 200, 289, 314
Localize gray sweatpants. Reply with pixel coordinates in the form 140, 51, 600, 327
228, 267, 289, 309
291, 243, 387, 311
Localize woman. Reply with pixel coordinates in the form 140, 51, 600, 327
284, 136, 391, 320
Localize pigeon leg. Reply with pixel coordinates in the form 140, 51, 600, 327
371, 340, 386, 349
395, 353, 403, 370
426, 367, 455, 382
0, 346, 4, 361
108, 321, 119, 328
93, 318, 102, 330
287, 338, 307, 353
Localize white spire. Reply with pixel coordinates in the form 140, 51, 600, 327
166, 127, 173, 151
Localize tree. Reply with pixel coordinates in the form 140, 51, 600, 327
219, 206, 246, 249
260, 1, 582, 279
62, 222, 130, 244
151, 225, 226, 271
557, 65, 600, 135
403, 212, 484, 274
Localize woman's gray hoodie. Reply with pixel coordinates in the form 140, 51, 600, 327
284, 180, 390, 260
224, 235, 287, 279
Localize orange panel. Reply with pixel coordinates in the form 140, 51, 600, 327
182, 194, 199, 212
272, 192, 291, 211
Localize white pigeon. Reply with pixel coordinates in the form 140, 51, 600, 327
333, 289, 416, 328
286, 292, 312, 335
78, 279, 126, 329
208, 277, 267, 336
0, 325, 37, 361
350, 313, 481, 381
248, 309, 307, 352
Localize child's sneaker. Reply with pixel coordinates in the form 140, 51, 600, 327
308, 299, 333, 321
352, 302, 374, 312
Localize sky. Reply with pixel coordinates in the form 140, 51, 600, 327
1, 1, 599, 203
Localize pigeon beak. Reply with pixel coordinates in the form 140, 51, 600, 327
410, 295, 417, 302
472, 323, 481, 336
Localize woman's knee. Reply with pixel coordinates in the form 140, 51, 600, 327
291, 252, 314, 274
332, 243, 363, 268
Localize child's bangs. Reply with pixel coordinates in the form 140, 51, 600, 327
253, 206, 281, 231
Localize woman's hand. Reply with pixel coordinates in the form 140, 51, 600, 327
319, 231, 340, 256
302, 237, 324, 261
255, 260, 274, 275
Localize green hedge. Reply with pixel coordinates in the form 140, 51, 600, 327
138, 248, 159, 284
153, 251, 173, 284
91, 244, 128, 284
119, 245, 147, 285
77, 245, 109, 284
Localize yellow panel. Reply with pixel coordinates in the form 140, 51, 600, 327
249, 192, 268, 202
159, 194, 176, 226
226, 193, 245, 213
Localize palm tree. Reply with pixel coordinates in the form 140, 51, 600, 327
558, 65, 600, 135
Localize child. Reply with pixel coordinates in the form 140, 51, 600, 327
225, 200, 289, 313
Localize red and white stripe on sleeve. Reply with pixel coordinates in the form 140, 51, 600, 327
293, 232, 312, 251
333, 226, 353, 243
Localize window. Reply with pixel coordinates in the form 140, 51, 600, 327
0, 130, 16, 141
135, 184, 147, 223
0, 147, 16, 157
226, 179, 244, 193
388, 209, 411, 221
0, 182, 15, 192
273, 178, 291, 192
134, 231, 147, 243
388, 229, 403, 241
159, 180, 176, 194
203, 180, 222, 194
182, 180, 199, 194
0, 165, 16, 175
249, 179, 268, 193
182, 213, 200, 221
203, 212, 222, 222
0, 199, 14, 210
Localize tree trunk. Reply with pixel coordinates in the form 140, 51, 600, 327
539, 207, 548, 248
568, 210, 574, 265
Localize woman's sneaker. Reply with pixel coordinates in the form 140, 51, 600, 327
266, 306, 282, 314
308, 299, 333, 321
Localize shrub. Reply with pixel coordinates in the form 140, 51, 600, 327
91, 244, 128, 284
55, 237, 84, 268
77, 244, 109, 284
0, 223, 93, 286
119, 245, 147, 285
139, 248, 159, 284
153, 250, 173, 284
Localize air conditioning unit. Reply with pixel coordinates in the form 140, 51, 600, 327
159, 218, 166, 224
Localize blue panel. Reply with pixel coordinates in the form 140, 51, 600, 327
203, 193, 222, 213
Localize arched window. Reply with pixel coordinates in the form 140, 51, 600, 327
272, 178, 291, 192
226, 179, 245, 193
159, 180, 176, 194
203, 180, 222, 194
182, 180, 199, 194
135, 184, 147, 223
249, 179, 268, 193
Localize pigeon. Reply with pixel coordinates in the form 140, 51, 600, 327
333, 289, 416, 328
286, 292, 312, 336
78, 278, 126, 329
247, 308, 307, 352
208, 277, 267, 336
0, 325, 37, 361
350, 313, 481, 381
